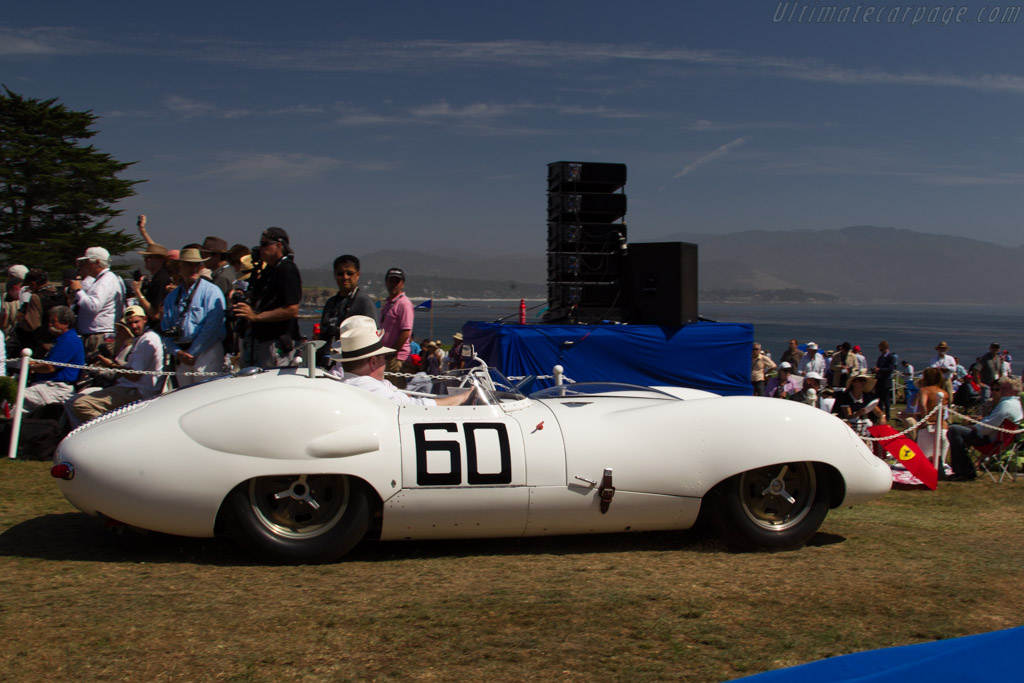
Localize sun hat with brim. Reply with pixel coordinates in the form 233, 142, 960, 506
805, 342, 818, 350
200, 236, 229, 255
332, 327, 394, 363
804, 371, 824, 381
328, 316, 381, 359
138, 243, 169, 257
846, 372, 877, 393
77, 246, 110, 262
935, 341, 949, 351
177, 248, 207, 263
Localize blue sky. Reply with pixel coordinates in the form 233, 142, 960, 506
3, 1, 1023, 266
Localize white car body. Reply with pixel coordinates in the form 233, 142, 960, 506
54, 360, 892, 562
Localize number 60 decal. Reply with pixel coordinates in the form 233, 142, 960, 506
414, 422, 512, 486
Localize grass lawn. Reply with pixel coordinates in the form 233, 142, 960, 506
1, 459, 1022, 682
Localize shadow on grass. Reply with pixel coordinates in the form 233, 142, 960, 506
0, 511, 845, 565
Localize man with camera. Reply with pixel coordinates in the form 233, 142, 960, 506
315, 254, 376, 366
131, 240, 174, 325
232, 227, 302, 368
161, 247, 226, 387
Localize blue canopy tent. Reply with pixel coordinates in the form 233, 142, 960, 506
463, 321, 753, 396
735, 625, 1023, 682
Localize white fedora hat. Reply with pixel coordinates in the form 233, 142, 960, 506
338, 315, 378, 335
329, 316, 383, 360
331, 326, 393, 363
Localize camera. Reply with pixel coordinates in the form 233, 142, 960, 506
230, 290, 249, 305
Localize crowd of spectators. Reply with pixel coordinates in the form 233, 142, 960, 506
2, 215, 464, 431
753, 337, 1022, 479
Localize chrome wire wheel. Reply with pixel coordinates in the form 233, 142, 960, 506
247, 474, 350, 540
737, 462, 817, 532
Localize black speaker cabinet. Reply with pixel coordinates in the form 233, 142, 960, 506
627, 242, 698, 325
547, 193, 627, 223
547, 161, 627, 193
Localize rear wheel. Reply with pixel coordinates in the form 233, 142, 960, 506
225, 474, 370, 563
710, 462, 830, 551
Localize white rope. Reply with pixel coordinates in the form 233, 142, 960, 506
860, 402, 943, 442
948, 406, 1024, 434
6, 357, 226, 378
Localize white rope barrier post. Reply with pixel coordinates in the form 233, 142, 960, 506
933, 391, 945, 470
553, 364, 565, 397
8, 348, 33, 460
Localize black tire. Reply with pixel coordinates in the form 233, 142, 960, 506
225, 474, 370, 564
709, 462, 830, 551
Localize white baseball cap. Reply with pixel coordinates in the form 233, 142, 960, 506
76, 246, 110, 262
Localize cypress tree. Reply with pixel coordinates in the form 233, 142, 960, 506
1, 86, 144, 274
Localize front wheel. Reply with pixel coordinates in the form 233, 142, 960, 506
709, 462, 830, 551
224, 474, 370, 563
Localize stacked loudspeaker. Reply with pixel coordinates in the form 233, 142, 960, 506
544, 161, 628, 323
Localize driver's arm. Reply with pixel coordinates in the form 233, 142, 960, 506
433, 387, 474, 406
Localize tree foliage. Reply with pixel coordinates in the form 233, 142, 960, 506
1, 86, 144, 274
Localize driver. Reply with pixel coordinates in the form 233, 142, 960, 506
333, 326, 474, 406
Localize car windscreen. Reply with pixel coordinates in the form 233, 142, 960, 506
530, 382, 681, 400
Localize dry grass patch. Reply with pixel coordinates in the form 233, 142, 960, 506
2, 460, 1023, 682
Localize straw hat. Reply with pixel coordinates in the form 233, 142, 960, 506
138, 243, 169, 258
328, 316, 381, 360
178, 247, 206, 264
331, 327, 394, 363
846, 372, 877, 393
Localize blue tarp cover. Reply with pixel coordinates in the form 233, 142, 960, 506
463, 321, 753, 396
734, 625, 1024, 682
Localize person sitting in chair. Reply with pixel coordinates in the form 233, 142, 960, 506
945, 376, 1023, 481
68, 306, 165, 425
832, 373, 886, 425
18, 306, 85, 413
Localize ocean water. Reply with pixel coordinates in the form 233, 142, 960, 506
303, 299, 1024, 371
701, 302, 1024, 371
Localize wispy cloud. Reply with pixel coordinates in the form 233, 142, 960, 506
197, 152, 344, 181
8, 26, 1024, 97
195, 151, 401, 181
675, 137, 749, 178
0, 26, 109, 56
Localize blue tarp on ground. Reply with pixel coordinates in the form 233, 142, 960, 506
734, 625, 1024, 682
463, 321, 753, 396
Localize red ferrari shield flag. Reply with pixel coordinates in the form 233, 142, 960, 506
867, 425, 938, 490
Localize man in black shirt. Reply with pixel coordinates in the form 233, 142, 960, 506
233, 227, 302, 368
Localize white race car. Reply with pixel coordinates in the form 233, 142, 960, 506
52, 346, 891, 563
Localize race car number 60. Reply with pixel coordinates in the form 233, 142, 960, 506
413, 423, 512, 486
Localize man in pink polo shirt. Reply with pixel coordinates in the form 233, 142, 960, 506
379, 267, 414, 389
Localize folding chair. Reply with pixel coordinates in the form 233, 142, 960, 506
973, 419, 1022, 483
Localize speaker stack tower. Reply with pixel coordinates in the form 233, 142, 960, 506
544, 161, 628, 323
